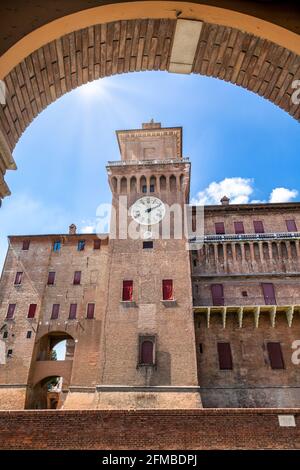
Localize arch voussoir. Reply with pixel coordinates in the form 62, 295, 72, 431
0, 17, 299, 200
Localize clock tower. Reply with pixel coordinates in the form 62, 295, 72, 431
98, 121, 201, 408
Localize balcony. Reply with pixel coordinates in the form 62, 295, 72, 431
193, 296, 300, 328
190, 231, 300, 243
106, 157, 190, 167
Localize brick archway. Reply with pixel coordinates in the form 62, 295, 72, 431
0, 2, 299, 199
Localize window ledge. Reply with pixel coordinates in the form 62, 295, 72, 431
120, 300, 137, 308
137, 363, 157, 369
160, 299, 177, 307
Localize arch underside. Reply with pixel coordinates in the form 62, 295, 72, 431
0, 18, 300, 197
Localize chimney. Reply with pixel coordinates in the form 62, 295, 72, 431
69, 224, 77, 235
220, 195, 230, 206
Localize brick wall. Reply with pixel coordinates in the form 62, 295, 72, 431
0, 409, 299, 449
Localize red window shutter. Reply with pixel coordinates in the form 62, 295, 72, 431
47, 272, 55, 285
261, 283, 276, 305
51, 304, 60, 320
267, 342, 284, 369
215, 222, 225, 235
217, 342, 233, 370
14, 272, 23, 285
93, 239, 101, 250
87, 303, 95, 319
286, 220, 297, 232
28, 304, 37, 319
73, 271, 81, 285
22, 240, 30, 250
122, 280, 133, 301
69, 304, 77, 320
234, 221, 244, 234
253, 220, 264, 233
162, 279, 173, 300
211, 284, 224, 306
141, 340, 154, 364
6, 304, 16, 319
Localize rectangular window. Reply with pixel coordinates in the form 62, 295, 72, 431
122, 280, 133, 301
267, 342, 284, 369
47, 271, 55, 285
261, 282, 276, 305
51, 304, 60, 320
162, 279, 173, 300
26, 331, 32, 339
77, 240, 85, 251
69, 303, 77, 320
14, 271, 23, 285
53, 241, 61, 252
3, 331, 8, 339
211, 284, 224, 306
93, 239, 101, 250
27, 304, 37, 319
6, 304, 16, 320
234, 221, 245, 234
22, 240, 30, 250
7, 349, 13, 358
215, 222, 225, 235
217, 342, 233, 370
87, 303, 95, 319
253, 220, 264, 233
286, 219, 297, 232
73, 271, 81, 285
143, 241, 153, 249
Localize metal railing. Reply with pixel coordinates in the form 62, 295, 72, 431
193, 295, 300, 307
190, 232, 300, 243
107, 157, 190, 167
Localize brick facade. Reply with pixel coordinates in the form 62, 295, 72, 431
0, 122, 300, 411
0, 409, 299, 450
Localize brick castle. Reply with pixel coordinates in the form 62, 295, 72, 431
0, 121, 300, 410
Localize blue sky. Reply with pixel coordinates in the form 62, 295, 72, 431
0, 70, 300, 271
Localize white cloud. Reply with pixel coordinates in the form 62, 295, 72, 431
191, 177, 254, 205
192, 178, 299, 206
81, 224, 96, 234
269, 187, 298, 203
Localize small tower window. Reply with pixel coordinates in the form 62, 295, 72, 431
77, 240, 85, 251
122, 280, 133, 301
53, 241, 61, 252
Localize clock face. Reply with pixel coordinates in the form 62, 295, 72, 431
130, 196, 166, 226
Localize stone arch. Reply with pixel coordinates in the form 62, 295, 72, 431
150, 175, 156, 192
139, 175, 147, 193
111, 176, 118, 192
0, 2, 300, 198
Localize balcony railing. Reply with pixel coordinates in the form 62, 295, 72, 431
107, 157, 190, 167
193, 296, 300, 307
190, 232, 300, 243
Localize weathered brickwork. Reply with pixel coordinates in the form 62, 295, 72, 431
0, 409, 299, 450
0, 121, 300, 411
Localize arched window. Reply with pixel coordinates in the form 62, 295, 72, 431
169, 175, 176, 191
150, 176, 156, 193
139, 338, 155, 365
160, 175, 166, 191
120, 177, 127, 194
111, 177, 117, 192
130, 176, 137, 192
140, 176, 147, 193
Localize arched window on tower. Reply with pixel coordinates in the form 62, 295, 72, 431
170, 175, 176, 191
130, 176, 137, 192
140, 176, 147, 193
150, 176, 156, 193
160, 175, 166, 191
120, 177, 127, 194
